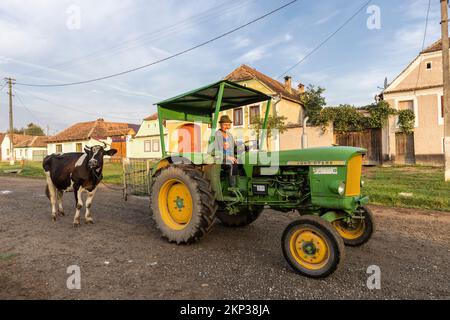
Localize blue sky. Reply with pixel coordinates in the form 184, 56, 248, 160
0, 0, 443, 134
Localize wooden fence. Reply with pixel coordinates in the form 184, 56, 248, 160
334, 129, 382, 165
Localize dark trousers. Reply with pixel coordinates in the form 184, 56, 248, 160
223, 164, 238, 188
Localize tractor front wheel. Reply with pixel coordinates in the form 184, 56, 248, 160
150, 166, 217, 244
332, 206, 375, 247
216, 206, 264, 228
282, 216, 345, 278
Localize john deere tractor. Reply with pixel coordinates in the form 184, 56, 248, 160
149, 80, 374, 278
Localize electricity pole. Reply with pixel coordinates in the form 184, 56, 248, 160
5, 77, 15, 165
441, 0, 450, 181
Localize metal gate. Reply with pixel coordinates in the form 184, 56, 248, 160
123, 159, 154, 196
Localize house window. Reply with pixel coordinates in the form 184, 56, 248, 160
426, 62, 432, 70
56, 144, 63, 153
233, 108, 243, 126
76, 143, 83, 152
144, 140, 151, 152
152, 139, 160, 152
249, 105, 261, 125
398, 100, 414, 111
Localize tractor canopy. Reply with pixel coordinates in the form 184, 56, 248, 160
156, 80, 271, 123
155, 80, 273, 157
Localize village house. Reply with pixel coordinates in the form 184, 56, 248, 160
0, 133, 40, 162
126, 113, 168, 160
14, 136, 48, 162
47, 119, 138, 161
165, 65, 333, 154
382, 39, 449, 165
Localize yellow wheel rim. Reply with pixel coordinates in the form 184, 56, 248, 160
333, 219, 365, 240
289, 228, 330, 271
158, 179, 193, 230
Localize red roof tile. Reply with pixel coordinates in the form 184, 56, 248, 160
224, 64, 303, 102
144, 113, 158, 121
47, 119, 138, 143
15, 136, 48, 148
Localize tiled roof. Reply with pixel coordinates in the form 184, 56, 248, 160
15, 136, 48, 148
421, 38, 450, 54
0, 133, 5, 144
224, 64, 302, 102
144, 113, 158, 121
48, 119, 138, 143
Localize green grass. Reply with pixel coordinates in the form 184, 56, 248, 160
0, 252, 18, 262
0, 161, 125, 185
363, 165, 450, 212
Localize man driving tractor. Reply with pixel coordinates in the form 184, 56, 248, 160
214, 115, 238, 187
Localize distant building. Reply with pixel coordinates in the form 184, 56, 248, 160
0, 133, 39, 162
127, 113, 168, 160
383, 39, 449, 165
14, 136, 48, 162
47, 119, 138, 161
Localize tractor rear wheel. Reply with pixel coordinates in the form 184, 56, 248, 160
332, 206, 375, 247
282, 216, 345, 278
216, 206, 264, 228
150, 165, 217, 244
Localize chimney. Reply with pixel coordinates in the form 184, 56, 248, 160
284, 76, 292, 93
298, 83, 305, 94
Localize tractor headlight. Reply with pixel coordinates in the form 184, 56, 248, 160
329, 181, 346, 196
338, 183, 345, 196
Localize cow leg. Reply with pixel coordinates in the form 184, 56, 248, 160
57, 190, 65, 216
45, 172, 58, 221
73, 185, 84, 227
85, 187, 97, 225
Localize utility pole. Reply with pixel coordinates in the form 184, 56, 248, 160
5, 77, 16, 165
441, 0, 450, 181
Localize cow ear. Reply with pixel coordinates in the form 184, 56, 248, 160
105, 149, 118, 156
84, 146, 91, 153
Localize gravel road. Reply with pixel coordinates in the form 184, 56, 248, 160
1, 176, 449, 300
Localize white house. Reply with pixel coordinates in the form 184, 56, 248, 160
14, 136, 48, 161
127, 113, 168, 160
47, 119, 138, 161
1, 133, 38, 162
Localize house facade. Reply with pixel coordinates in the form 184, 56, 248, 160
383, 39, 447, 165
14, 136, 48, 161
127, 113, 168, 159
47, 119, 138, 161
1, 134, 37, 162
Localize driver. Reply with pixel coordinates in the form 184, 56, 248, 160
214, 115, 238, 187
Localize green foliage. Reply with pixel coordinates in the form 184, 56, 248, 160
300, 85, 326, 125
315, 101, 398, 134
13, 123, 46, 136
251, 114, 288, 148
397, 109, 416, 134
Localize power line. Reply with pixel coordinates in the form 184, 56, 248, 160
16, 88, 144, 122
14, 90, 48, 129
413, 0, 432, 94
278, 0, 372, 79
16, 0, 298, 88
19, 0, 256, 77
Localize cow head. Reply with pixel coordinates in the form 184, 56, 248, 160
84, 145, 118, 171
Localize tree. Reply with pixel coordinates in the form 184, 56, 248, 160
24, 123, 45, 136
251, 115, 288, 150
299, 84, 327, 125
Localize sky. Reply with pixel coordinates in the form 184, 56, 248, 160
0, 0, 443, 134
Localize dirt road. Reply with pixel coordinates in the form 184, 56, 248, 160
1, 176, 449, 300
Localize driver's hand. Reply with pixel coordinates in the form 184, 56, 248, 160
227, 156, 238, 164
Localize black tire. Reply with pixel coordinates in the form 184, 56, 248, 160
333, 206, 375, 247
216, 206, 264, 228
281, 216, 345, 278
150, 165, 217, 244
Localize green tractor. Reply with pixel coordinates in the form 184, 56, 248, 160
149, 80, 374, 278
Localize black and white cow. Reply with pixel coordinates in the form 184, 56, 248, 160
43, 145, 117, 226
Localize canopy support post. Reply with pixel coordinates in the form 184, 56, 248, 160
157, 105, 167, 157
259, 98, 272, 151
208, 82, 226, 148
